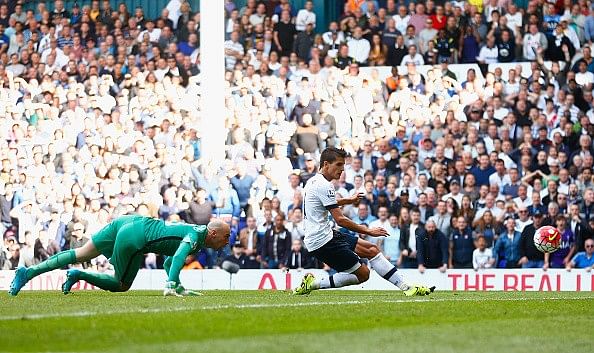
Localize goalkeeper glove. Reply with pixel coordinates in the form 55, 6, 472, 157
175, 284, 203, 296
163, 281, 203, 296
163, 281, 182, 297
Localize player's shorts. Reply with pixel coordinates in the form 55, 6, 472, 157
91, 215, 138, 259
109, 218, 147, 286
310, 230, 361, 273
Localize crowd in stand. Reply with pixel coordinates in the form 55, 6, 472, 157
1, 0, 594, 274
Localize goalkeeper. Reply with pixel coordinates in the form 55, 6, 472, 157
8, 215, 230, 296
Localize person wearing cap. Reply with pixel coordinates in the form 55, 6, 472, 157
442, 179, 463, 206
518, 208, 547, 268
222, 241, 250, 270
418, 138, 435, 162
566, 238, 594, 271
42, 207, 67, 251
300, 154, 318, 185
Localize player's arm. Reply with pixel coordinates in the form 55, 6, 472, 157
336, 193, 364, 206
167, 242, 193, 285
329, 207, 387, 237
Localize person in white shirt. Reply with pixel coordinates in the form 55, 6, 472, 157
575, 61, 594, 87
295, 1, 316, 31
523, 24, 547, 61
224, 31, 244, 71
513, 184, 533, 209
393, 5, 410, 34
474, 195, 504, 223
347, 27, 370, 65
249, 3, 266, 26
345, 157, 364, 184
295, 147, 433, 296
400, 45, 424, 66
322, 21, 345, 45
369, 207, 391, 247
489, 159, 511, 189
137, 20, 161, 43
442, 179, 464, 206
504, 4, 522, 31
472, 235, 495, 270
477, 36, 498, 64
515, 207, 533, 233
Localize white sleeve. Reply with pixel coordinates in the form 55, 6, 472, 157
319, 183, 338, 209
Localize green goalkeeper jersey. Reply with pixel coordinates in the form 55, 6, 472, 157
140, 217, 207, 256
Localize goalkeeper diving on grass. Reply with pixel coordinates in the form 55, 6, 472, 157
8, 215, 230, 296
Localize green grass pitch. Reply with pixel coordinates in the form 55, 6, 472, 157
1, 291, 593, 353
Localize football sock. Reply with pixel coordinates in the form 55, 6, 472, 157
163, 256, 172, 276
369, 253, 409, 291
26, 250, 76, 280
77, 272, 122, 292
314, 273, 360, 289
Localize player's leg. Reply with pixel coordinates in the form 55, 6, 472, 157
9, 239, 102, 296
163, 256, 172, 276
63, 223, 143, 293
64, 254, 142, 293
354, 238, 408, 290
295, 232, 366, 294
355, 238, 435, 296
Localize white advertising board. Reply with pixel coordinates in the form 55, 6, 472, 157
1, 269, 593, 292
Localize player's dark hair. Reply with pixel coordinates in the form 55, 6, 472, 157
320, 147, 347, 167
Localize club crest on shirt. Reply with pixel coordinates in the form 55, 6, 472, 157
327, 189, 335, 198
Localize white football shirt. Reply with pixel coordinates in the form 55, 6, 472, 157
303, 173, 338, 252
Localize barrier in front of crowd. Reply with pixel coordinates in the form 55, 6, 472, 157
359, 61, 565, 83
1, 269, 592, 292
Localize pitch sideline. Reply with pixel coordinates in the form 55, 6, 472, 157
2, 295, 593, 321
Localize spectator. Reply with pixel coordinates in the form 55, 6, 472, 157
347, 27, 370, 65
293, 23, 314, 60
282, 239, 313, 269
261, 213, 292, 269
290, 114, 322, 168
354, 203, 377, 225
545, 214, 576, 269
493, 217, 522, 268
430, 200, 452, 238
416, 219, 448, 273
230, 163, 255, 215
400, 208, 424, 268
186, 188, 215, 226
472, 235, 495, 270
449, 216, 476, 268
566, 238, 594, 270
295, 1, 315, 32
223, 242, 250, 269
518, 210, 546, 269
382, 213, 401, 266
273, 9, 296, 57
224, 31, 244, 70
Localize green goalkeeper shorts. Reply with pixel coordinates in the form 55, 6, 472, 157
90, 215, 139, 259
110, 218, 147, 286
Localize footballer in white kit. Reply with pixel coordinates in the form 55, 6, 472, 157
295, 147, 435, 296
